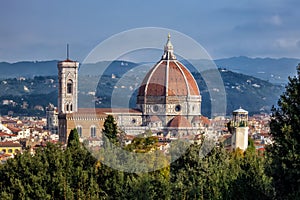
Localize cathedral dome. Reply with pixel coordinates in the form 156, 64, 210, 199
137, 34, 200, 100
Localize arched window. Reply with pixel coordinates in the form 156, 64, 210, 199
67, 79, 73, 94
90, 126, 96, 138
66, 104, 69, 111
70, 104, 73, 111
77, 126, 82, 137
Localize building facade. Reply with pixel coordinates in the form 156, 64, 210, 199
58, 35, 208, 143
46, 103, 58, 134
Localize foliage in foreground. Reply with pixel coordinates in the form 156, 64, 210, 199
0, 139, 273, 199
267, 64, 300, 199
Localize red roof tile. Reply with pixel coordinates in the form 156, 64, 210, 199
168, 116, 192, 128
0, 132, 17, 137
6, 126, 21, 133
149, 115, 161, 122
0, 141, 22, 147
138, 60, 200, 97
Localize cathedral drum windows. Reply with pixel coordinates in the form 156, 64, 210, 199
152, 105, 159, 113
175, 104, 181, 112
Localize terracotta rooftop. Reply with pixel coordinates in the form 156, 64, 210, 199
67, 108, 142, 116
138, 36, 200, 99
191, 116, 210, 125
138, 60, 200, 97
168, 116, 192, 128
0, 132, 17, 137
149, 115, 161, 122
6, 126, 21, 133
0, 141, 22, 147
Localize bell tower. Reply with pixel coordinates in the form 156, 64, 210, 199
57, 44, 79, 114
58, 45, 79, 143
230, 107, 249, 151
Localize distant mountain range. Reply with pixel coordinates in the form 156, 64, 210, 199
0, 67, 284, 117
0, 57, 293, 116
214, 56, 300, 84
1, 56, 299, 84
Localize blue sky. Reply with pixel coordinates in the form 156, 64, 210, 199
1, 0, 300, 62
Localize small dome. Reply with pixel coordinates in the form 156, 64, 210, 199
192, 116, 210, 126
168, 116, 192, 128
148, 115, 161, 122
233, 107, 248, 114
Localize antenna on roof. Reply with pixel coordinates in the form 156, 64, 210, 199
67, 44, 69, 59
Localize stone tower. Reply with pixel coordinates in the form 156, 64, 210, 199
46, 103, 58, 134
57, 50, 79, 114
57, 46, 79, 142
230, 107, 249, 151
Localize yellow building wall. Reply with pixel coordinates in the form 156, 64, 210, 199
0, 146, 21, 154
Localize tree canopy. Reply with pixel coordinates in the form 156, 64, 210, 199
267, 64, 300, 198
102, 115, 119, 146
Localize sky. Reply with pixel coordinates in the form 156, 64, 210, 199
1, 0, 300, 62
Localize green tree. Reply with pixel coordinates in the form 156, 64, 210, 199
267, 64, 300, 199
102, 115, 119, 146
0, 141, 102, 199
67, 128, 80, 148
170, 144, 233, 199
228, 149, 274, 199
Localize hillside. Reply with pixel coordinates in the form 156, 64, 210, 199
0, 61, 58, 79
0, 60, 284, 117
94, 69, 283, 116
0, 56, 299, 84
214, 56, 300, 84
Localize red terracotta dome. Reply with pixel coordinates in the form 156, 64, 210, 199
168, 115, 192, 128
138, 35, 200, 98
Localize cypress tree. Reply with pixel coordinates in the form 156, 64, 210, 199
102, 115, 119, 146
67, 128, 80, 149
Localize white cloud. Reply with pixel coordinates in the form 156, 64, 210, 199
275, 38, 298, 48
266, 15, 282, 26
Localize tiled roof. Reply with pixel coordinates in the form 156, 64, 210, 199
138, 60, 200, 97
168, 116, 192, 128
0, 141, 22, 147
66, 108, 142, 116
200, 116, 210, 125
191, 116, 210, 125
137, 37, 200, 100
233, 107, 248, 114
6, 126, 21, 133
0, 132, 16, 137
149, 115, 161, 122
